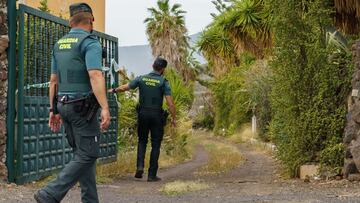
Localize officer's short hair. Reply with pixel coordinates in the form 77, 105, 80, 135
70, 12, 94, 26
153, 57, 168, 71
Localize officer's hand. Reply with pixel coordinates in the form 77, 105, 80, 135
49, 112, 62, 132
107, 88, 115, 93
100, 108, 111, 130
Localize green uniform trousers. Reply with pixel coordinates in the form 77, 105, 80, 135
44, 102, 100, 203
137, 109, 164, 177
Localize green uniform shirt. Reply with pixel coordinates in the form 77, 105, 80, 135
129, 71, 171, 109
51, 28, 102, 74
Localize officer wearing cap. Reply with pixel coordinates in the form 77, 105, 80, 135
34, 3, 110, 203
110, 57, 176, 182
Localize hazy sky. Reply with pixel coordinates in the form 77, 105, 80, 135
105, 0, 217, 46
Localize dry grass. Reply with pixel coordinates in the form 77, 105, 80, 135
196, 139, 243, 176
96, 150, 138, 183
228, 123, 275, 154
228, 123, 254, 144
33, 174, 57, 188
160, 180, 210, 196
96, 148, 192, 183
97, 129, 194, 184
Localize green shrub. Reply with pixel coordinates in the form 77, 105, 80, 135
210, 61, 253, 136
117, 76, 138, 150
268, 0, 353, 177
243, 60, 272, 141
193, 109, 215, 130
162, 68, 194, 158
164, 68, 194, 114
320, 142, 344, 174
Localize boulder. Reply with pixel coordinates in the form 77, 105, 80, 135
348, 174, 360, 181
300, 164, 319, 180
343, 158, 358, 178
349, 139, 360, 171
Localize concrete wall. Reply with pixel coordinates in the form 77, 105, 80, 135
19, 0, 105, 32
0, 0, 8, 181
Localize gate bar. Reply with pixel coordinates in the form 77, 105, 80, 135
6, 0, 17, 183
16, 5, 26, 182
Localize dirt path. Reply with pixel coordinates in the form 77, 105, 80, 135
3, 133, 360, 202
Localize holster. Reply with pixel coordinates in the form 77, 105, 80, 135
59, 93, 100, 122
84, 93, 100, 122
162, 110, 169, 126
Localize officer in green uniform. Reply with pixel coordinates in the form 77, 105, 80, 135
34, 3, 111, 203
110, 57, 176, 182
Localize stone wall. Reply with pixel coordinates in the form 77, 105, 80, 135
344, 40, 360, 179
0, 0, 8, 181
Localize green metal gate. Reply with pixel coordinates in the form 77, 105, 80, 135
7, 4, 119, 184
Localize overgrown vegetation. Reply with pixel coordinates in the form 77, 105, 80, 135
210, 63, 251, 136
268, 0, 352, 177
197, 0, 355, 177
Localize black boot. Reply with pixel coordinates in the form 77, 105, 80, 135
134, 170, 143, 179
147, 176, 161, 182
34, 190, 58, 203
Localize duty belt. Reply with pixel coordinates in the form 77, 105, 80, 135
57, 94, 88, 104
139, 106, 163, 112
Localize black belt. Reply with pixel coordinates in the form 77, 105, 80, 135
139, 107, 163, 112
57, 94, 88, 104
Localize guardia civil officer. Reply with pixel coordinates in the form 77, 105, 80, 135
34, 3, 110, 203
110, 58, 176, 182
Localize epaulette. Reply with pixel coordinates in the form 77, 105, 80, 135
87, 34, 98, 40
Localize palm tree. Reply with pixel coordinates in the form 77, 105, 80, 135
144, 0, 193, 81
334, 0, 360, 34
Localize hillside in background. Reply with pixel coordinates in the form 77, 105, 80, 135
119, 33, 206, 76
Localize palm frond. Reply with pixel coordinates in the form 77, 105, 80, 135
334, 0, 360, 34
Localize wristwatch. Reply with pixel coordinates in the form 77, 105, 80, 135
49, 108, 53, 112
112, 88, 117, 93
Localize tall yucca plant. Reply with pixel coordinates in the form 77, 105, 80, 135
198, 24, 238, 77
144, 0, 192, 81
198, 0, 271, 77
218, 0, 271, 58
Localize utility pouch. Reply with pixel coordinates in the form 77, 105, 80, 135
162, 110, 169, 126
79, 98, 92, 117
73, 100, 85, 113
